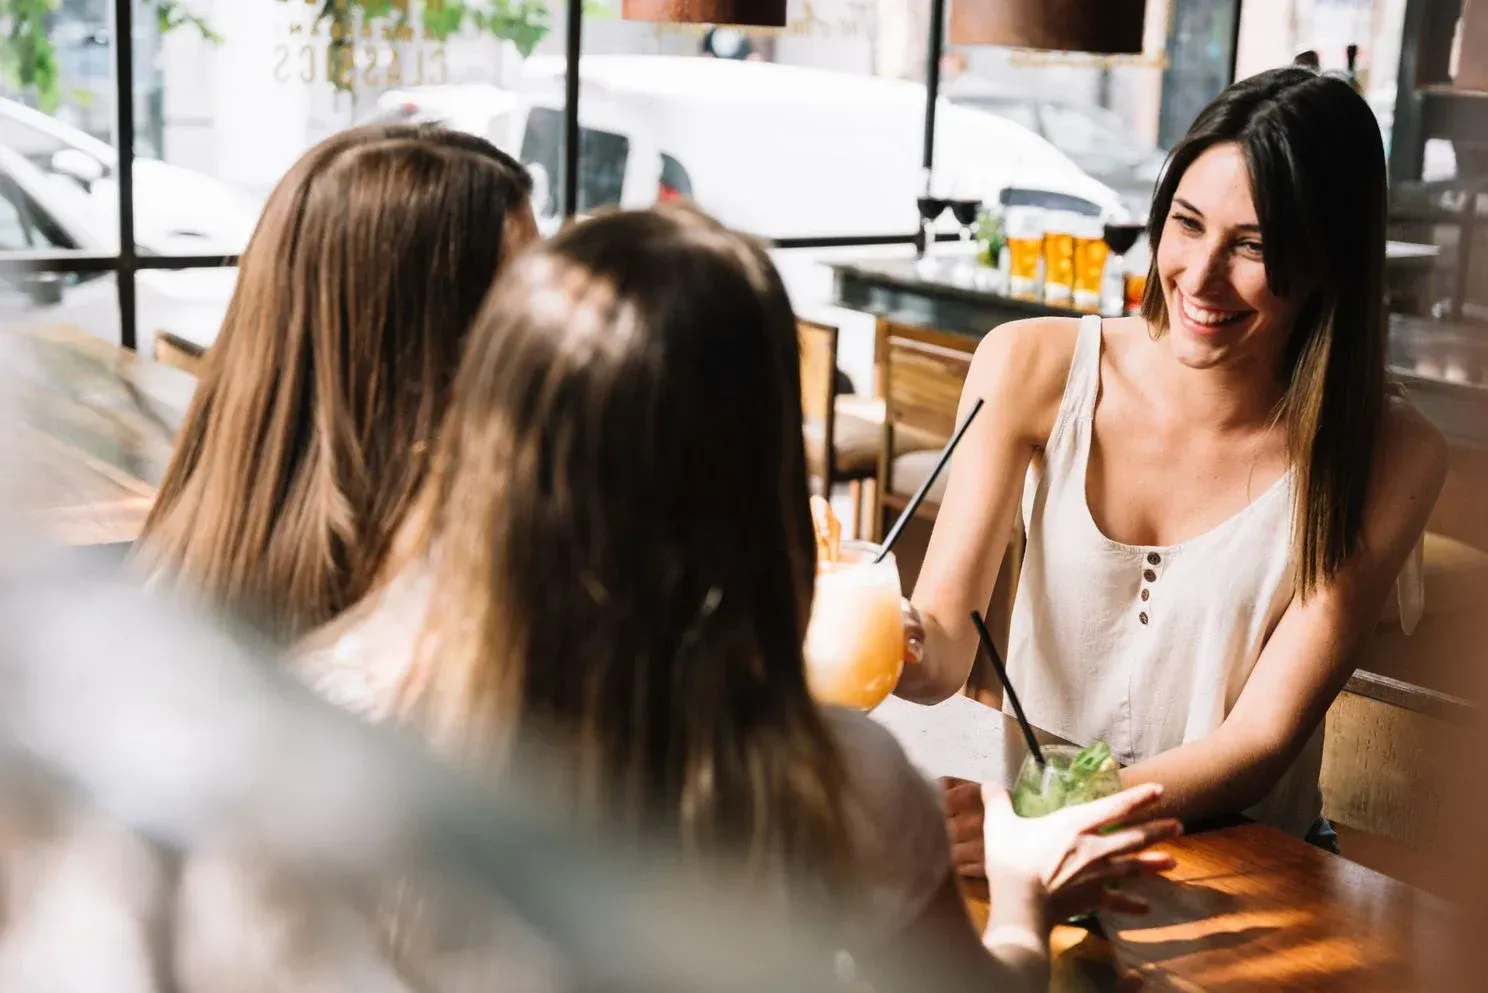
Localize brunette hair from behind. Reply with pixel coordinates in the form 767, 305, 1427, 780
135, 123, 533, 641
403, 202, 852, 902
1140, 67, 1389, 598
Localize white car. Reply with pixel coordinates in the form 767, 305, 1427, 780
0, 97, 262, 256
368, 57, 1130, 238
364, 83, 523, 145
512, 56, 1129, 237
1, 144, 235, 352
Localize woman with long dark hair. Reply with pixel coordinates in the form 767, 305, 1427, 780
903, 67, 1446, 859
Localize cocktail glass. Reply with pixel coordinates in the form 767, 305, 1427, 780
1010, 742, 1121, 818
803, 540, 904, 711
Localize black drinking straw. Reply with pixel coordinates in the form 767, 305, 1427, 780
970, 609, 1044, 768
873, 396, 985, 564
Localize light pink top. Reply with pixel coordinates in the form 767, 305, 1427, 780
1008, 316, 1423, 837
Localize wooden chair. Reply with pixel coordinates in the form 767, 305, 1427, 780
873, 319, 1023, 703
1321, 670, 1481, 897
153, 329, 206, 377
874, 319, 976, 537
798, 317, 900, 538
1321, 447, 1488, 893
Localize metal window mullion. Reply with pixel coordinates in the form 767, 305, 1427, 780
113, 0, 138, 351
563, 0, 583, 220
923, 0, 947, 175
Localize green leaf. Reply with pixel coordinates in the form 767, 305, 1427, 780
1070, 740, 1112, 776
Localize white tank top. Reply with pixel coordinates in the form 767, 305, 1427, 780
1005, 315, 1410, 838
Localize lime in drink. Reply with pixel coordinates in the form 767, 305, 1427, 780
1011, 742, 1121, 818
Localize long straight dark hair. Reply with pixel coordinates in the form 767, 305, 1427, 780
401, 203, 852, 900
1141, 67, 1390, 598
136, 124, 533, 640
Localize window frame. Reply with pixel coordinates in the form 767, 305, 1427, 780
0, 0, 1246, 352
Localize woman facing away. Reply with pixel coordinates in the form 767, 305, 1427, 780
902, 67, 1448, 865
132, 122, 536, 642
171, 204, 1180, 993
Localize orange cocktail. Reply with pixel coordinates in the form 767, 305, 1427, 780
804, 539, 905, 711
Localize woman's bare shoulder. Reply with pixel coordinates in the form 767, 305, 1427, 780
966, 316, 1083, 445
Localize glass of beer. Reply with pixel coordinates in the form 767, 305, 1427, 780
1072, 216, 1109, 313
1042, 211, 1078, 308
1004, 207, 1045, 302
1124, 271, 1149, 315
803, 541, 904, 711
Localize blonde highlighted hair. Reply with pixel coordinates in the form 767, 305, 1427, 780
136, 123, 533, 639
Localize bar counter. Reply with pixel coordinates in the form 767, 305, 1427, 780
829, 252, 1488, 450
872, 694, 1458, 993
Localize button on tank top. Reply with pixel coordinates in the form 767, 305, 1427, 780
1008, 316, 1319, 835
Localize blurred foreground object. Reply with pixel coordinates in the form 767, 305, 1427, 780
0, 564, 872, 993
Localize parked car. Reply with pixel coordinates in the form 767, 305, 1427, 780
363, 83, 522, 145
0, 97, 262, 256
942, 78, 1166, 214
366, 58, 1131, 237
0, 144, 235, 352
510, 56, 1132, 237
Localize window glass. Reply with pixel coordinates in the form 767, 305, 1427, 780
0, 184, 31, 251
519, 106, 629, 217
568, 0, 930, 240
945, 94, 1040, 134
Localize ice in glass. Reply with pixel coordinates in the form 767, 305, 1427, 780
1011, 742, 1121, 818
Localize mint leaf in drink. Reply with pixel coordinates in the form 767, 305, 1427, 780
1070, 740, 1112, 777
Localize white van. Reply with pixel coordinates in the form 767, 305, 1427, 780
509, 55, 1131, 238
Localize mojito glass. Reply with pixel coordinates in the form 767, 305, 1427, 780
1011, 742, 1121, 818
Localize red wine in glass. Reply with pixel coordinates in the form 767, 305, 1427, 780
1102, 222, 1143, 256
948, 199, 981, 227
918, 196, 949, 223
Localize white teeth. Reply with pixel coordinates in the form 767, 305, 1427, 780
1180, 295, 1243, 327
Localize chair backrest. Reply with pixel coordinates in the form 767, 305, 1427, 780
796, 318, 838, 425
881, 331, 974, 454
797, 317, 839, 494
153, 329, 206, 377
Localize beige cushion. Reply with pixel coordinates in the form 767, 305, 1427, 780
888, 448, 953, 506
804, 396, 940, 482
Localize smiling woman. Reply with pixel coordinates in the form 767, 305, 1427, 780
900, 67, 1449, 856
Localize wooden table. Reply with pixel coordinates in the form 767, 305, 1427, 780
871, 695, 1458, 992
1, 324, 193, 548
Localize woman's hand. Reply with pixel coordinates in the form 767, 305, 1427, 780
939, 777, 985, 877
980, 781, 1181, 921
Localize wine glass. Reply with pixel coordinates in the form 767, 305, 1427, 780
1102, 221, 1145, 315
947, 196, 982, 286
915, 168, 949, 276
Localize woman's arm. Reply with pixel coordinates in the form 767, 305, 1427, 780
1119, 400, 1450, 824
899, 319, 1078, 704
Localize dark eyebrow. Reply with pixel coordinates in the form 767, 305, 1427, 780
1173, 197, 1262, 234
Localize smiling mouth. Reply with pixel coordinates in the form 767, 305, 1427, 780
1176, 290, 1252, 329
